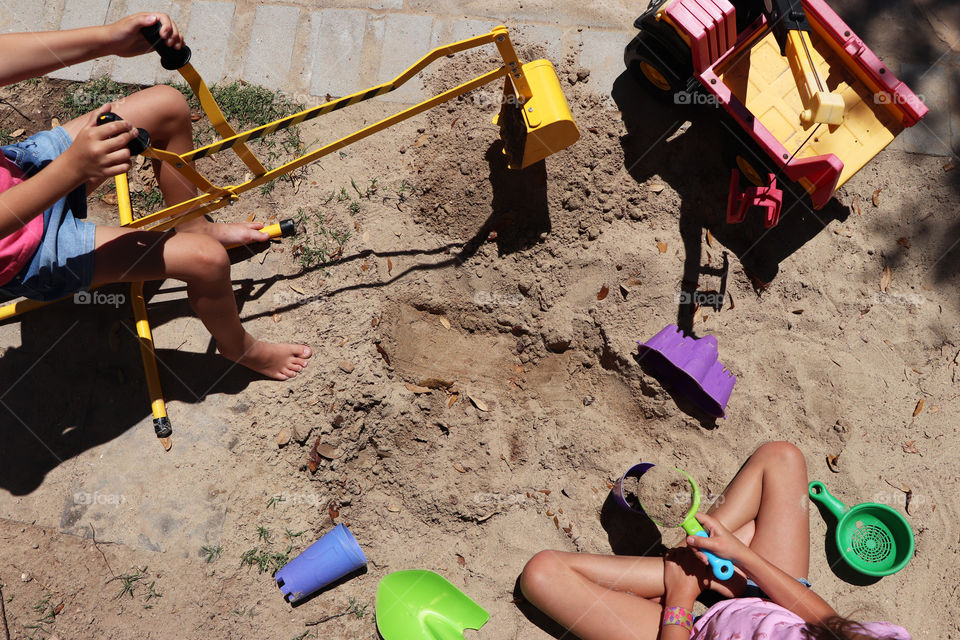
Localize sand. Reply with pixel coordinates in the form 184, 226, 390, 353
0, 39, 957, 640
623, 466, 694, 527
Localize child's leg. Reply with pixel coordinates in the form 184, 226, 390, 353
705, 441, 811, 580
62, 85, 267, 246
520, 551, 664, 640
91, 225, 311, 380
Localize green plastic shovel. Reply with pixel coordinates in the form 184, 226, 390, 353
376, 570, 490, 640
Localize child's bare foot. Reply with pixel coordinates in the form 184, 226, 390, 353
220, 336, 312, 380
178, 217, 269, 247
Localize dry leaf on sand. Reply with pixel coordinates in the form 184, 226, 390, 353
880, 264, 892, 292
468, 395, 489, 411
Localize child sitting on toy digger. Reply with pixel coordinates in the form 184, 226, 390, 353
0, 12, 311, 380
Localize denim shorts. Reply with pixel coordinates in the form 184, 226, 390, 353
742, 576, 812, 599
0, 127, 95, 302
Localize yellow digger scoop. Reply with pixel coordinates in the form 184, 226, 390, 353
496, 59, 580, 169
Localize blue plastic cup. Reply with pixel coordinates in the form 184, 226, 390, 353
275, 524, 367, 603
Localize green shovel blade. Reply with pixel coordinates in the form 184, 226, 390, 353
376, 570, 490, 640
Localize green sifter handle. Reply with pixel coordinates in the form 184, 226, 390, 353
808, 481, 850, 522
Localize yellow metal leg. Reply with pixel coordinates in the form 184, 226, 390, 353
130, 281, 172, 450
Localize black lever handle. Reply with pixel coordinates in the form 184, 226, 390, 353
140, 21, 192, 71
96, 112, 151, 156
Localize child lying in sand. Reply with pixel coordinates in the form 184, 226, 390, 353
520, 442, 909, 640
0, 12, 310, 380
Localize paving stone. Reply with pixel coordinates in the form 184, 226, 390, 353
111, 0, 185, 85
577, 28, 634, 101
510, 23, 564, 64
184, 1, 236, 85
449, 17, 501, 45
405, 0, 635, 28
377, 13, 438, 103
310, 9, 368, 98
47, 0, 112, 82
899, 63, 952, 157
244, 4, 300, 91
0, 0, 48, 34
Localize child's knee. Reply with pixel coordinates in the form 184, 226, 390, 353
520, 550, 563, 602
755, 441, 805, 468
139, 85, 191, 124
182, 234, 230, 279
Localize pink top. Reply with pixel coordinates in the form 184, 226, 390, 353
692, 598, 911, 640
0, 154, 43, 286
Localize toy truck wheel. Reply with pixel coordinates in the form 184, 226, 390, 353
625, 33, 691, 100
722, 132, 772, 188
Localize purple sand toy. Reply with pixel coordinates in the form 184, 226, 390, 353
275, 524, 367, 603
637, 324, 736, 418
613, 462, 655, 512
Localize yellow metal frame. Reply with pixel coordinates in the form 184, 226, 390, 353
0, 26, 579, 450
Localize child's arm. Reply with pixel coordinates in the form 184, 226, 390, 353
688, 512, 838, 625
0, 12, 183, 86
0, 106, 137, 239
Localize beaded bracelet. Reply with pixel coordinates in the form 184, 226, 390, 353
662, 605, 694, 631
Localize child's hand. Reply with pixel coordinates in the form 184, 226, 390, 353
663, 546, 710, 601
64, 106, 139, 183
686, 512, 751, 565
105, 12, 184, 58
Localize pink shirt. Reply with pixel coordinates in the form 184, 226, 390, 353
692, 598, 911, 640
0, 154, 43, 286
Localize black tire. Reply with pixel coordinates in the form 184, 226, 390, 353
722, 129, 774, 188
624, 31, 692, 101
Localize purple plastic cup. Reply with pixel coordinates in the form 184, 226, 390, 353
612, 462, 655, 513
275, 524, 367, 603
637, 324, 736, 418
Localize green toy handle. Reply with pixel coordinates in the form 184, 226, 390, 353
808, 481, 850, 521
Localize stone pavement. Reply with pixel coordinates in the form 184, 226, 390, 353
0, 0, 956, 154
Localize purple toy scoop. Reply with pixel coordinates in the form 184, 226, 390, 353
637, 324, 736, 418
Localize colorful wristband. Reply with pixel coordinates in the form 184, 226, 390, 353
662, 605, 694, 631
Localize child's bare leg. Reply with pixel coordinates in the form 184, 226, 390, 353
520, 550, 664, 640
62, 86, 267, 246
91, 225, 311, 380
706, 441, 811, 579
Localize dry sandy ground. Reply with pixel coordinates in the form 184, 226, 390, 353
1, 30, 959, 640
